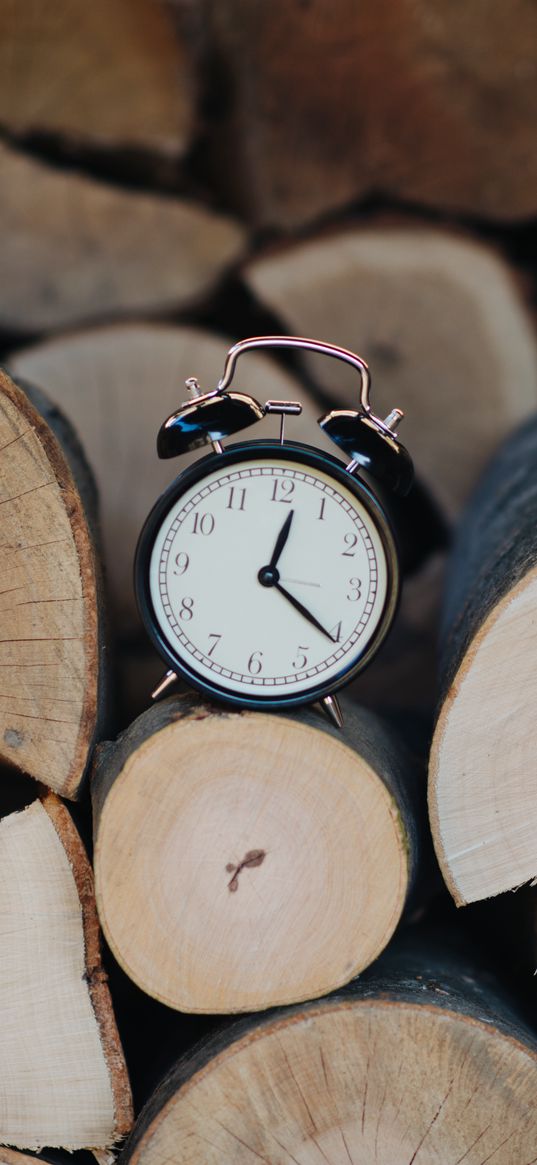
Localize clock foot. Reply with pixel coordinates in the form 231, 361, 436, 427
319, 693, 344, 730
151, 669, 179, 700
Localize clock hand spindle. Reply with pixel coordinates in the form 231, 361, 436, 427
273, 581, 337, 643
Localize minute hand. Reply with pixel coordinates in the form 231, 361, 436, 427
273, 582, 336, 643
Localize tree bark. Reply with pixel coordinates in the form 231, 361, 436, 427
429, 414, 537, 904
92, 693, 425, 1013
120, 929, 537, 1165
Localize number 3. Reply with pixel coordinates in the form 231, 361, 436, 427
347, 578, 362, 601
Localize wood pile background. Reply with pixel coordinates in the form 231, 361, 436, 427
1, 1, 537, 1161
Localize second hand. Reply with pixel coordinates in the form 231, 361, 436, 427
280, 578, 320, 588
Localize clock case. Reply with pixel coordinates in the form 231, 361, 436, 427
134, 335, 415, 719
135, 439, 401, 713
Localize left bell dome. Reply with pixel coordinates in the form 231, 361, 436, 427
157, 390, 264, 458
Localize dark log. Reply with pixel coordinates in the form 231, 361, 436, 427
204, 0, 537, 229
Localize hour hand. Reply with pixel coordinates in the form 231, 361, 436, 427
269, 509, 294, 569
274, 582, 337, 644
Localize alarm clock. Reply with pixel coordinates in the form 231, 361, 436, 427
134, 336, 413, 728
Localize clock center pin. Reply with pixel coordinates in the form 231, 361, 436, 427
258, 564, 280, 588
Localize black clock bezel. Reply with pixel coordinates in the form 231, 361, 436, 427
134, 440, 400, 711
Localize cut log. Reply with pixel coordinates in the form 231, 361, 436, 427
0, 0, 195, 159
0, 368, 104, 799
92, 693, 424, 1013
120, 931, 537, 1165
429, 415, 537, 905
244, 226, 537, 521
9, 323, 335, 635
0, 143, 245, 333
205, 0, 537, 228
0, 792, 132, 1149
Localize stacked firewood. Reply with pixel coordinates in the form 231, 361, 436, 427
1, 1, 537, 1161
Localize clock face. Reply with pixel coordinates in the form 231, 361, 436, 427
141, 447, 396, 705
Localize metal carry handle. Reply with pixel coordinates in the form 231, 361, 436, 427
217, 335, 373, 415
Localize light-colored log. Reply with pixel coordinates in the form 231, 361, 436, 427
244, 227, 537, 520
429, 415, 537, 905
120, 933, 537, 1165
0, 0, 195, 157
0, 1153, 49, 1165
0, 142, 244, 333
205, 0, 537, 228
10, 323, 334, 635
0, 792, 132, 1149
0, 369, 103, 798
93, 694, 423, 1013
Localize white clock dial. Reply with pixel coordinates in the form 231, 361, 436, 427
148, 456, 390, 699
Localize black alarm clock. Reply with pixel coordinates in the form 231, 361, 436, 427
135, 336, 413, 728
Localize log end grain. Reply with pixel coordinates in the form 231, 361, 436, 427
9, 323, 335, 635
0, 144, 245, 333
0, 794, 132, 1149
244, 226, 537, 521
93, 697, 417, 1013
122, 974, 537, 1165
430, 566, 537, 906
429, 415, 537, 906
0, 369, 102, 798
0, 0, 196, 157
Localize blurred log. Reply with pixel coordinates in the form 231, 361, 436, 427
93, 694, 424, 1013
244, 226, 537, 520
9, 323, 335, 634
0, 792, 132, 1149
350, 549, 444, 713
205, 0, 537, 228
429, 415, 537, 905
0, 143, 244, 333
0, 1154, 48, 1165
0, 0, 195, 160
120, 931, 537, 1165
0, 368, 104, 798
